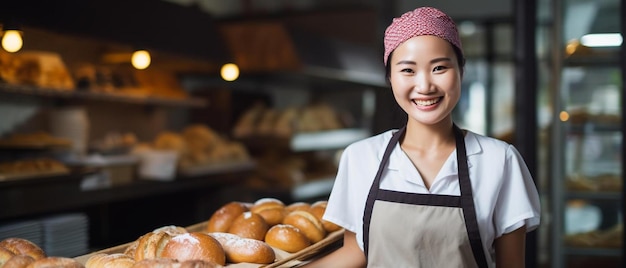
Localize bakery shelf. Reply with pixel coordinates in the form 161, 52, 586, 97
0, 83, 207, 108
289, 128, 370, 152
563, 247, 622, 257
565, 191, 622, 200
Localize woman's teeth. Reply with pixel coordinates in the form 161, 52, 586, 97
413, 97, 441, 106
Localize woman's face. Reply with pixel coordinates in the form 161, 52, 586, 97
388, 35, 462, 127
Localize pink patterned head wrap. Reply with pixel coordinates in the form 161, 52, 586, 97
384, 7, 462, 66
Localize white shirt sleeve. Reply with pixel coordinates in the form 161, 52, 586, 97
493, 145, 541, 237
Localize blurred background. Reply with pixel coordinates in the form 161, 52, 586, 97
0, 0, 623, 267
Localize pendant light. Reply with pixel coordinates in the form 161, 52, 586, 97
220, 63, 239, 81
131, 49, 151, 70
1, 23, 23, 53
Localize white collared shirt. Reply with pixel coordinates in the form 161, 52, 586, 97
324, 129, 541, 265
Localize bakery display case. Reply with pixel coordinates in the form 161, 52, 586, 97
548, 0, 624, 266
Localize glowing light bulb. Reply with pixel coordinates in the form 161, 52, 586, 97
220, 63, 239, 81
131, 50, 151, 69
2, 30, 23, 53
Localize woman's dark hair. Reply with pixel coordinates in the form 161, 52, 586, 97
385, 43, 465, 83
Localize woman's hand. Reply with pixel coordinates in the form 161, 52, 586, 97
301, 230, 366, 268
495, 225, 527, 268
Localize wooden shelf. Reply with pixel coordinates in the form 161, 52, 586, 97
0, 83, 207, 108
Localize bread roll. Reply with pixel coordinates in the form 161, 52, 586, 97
283, 210, 326, 243
206, 202, 249, 233
264, 224, 311, 253
26, 256, 84, 268
160, 232, 226, 266
0, 238, 46, 260
0, 246, 15, 266
86, 253, 134, 268
309, 201, 341, 232
253, 198, 284, 207
3, 255, 35, 268
133, 231, 172, 261
286, 202, 310, 212
227, 212, 269, 241
152, 225, 188, 236
250, 201, 287, 226
208, 232, 275, 264
131, 258, 222, 268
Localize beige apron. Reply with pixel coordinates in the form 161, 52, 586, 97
363, 125, 488, 267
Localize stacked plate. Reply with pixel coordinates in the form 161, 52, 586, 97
40, 213, 89, 257
0, 220, 43, 246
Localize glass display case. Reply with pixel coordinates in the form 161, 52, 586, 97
549, 0, 624, 267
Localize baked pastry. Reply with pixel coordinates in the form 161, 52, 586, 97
227, 212, 269, 241
250, 200, 287, 226
0, 238, 46, 260
133, 231, 172, 261
27, 256, 84, 268
131, 258, 222, 268
0, 246, 15, 266
152, 225, 188, 236
206, 202, 249, 233
283, 210, 326, 243
264, 224, 311, 253
285, 202, 311, 212
208, 232, 275, 264
3, 255, 35, 268
160, 232, 226, 266
86, 253, 134, 268
309, 201, 341, 232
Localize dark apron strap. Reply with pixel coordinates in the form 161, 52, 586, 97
362, 126, 405, 258
454, 124, 488, 268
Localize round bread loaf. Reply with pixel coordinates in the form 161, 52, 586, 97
208, 232, 275, 264
132, 258, 221, 268
86, 253, 134, 268
0, 238, 46, 260
264, 224, 311, 253
309, 201, 341, 232
285, 202, 310, 212
26, 256, 84, 268
227, 212, 269, 241
133, 231, 172, 261
160, 232, 226, 266
206, 202, 249, 233
153, 225, 187, 236
3, 255, 35, 268
253, 198, 284, 207
283, 210, 326, 243
250, 201, 287, 226
0, 246, 16, 266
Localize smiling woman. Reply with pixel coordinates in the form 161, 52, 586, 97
302, 6, 540, 268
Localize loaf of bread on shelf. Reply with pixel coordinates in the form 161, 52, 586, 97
160, 232, 226, 266
282, 210, 326, 243
264, 224, 312, 253
206, 202, 249, 233
208, 232, 275, 264
132, 231, 173, 261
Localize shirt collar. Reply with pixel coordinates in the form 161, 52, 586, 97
382, 131, 483, 184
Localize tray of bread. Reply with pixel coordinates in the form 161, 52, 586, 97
0, 132, 72, 150
0, 158, 70, 182
74, 198, 344, 267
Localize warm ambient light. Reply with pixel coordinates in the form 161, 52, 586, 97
131, 50, 151, 70
2, 30, 23, 53
559, 111, 570, 122
221, 63, 239, 81
580, 33, 623, 47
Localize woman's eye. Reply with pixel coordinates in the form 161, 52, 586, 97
400, 68, 414, 73
433, 66, 448, 72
